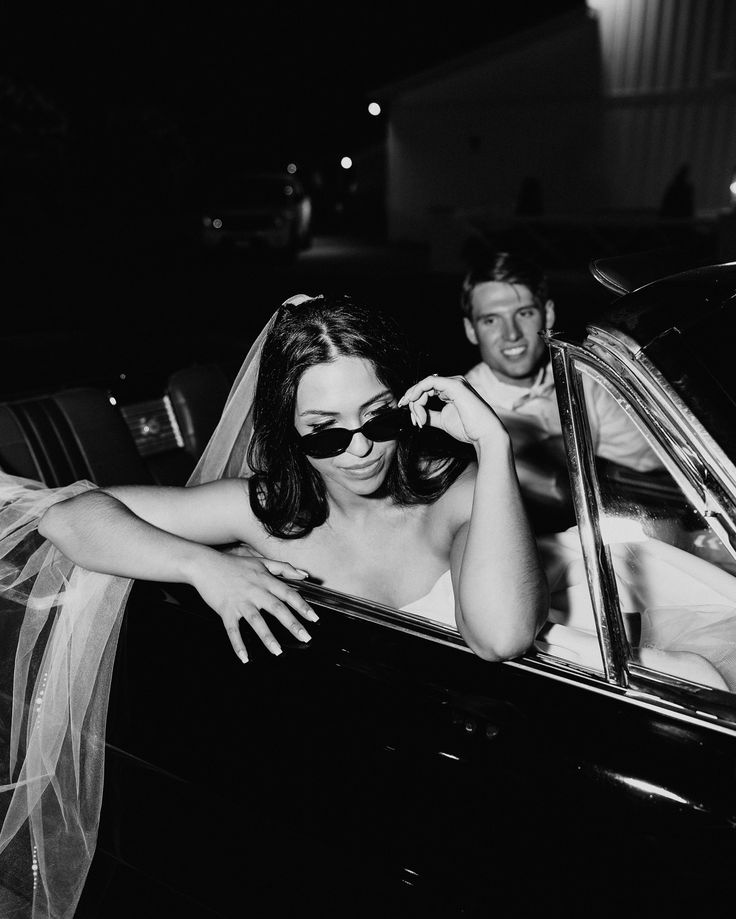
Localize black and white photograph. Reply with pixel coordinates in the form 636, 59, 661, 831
2, 1, 736, 916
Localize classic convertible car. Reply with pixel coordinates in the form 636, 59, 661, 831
76, 255, 736, 916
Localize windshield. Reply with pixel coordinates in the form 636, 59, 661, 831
644, 304, 736, 463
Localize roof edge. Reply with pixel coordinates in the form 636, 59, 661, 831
368, 5, 594, 100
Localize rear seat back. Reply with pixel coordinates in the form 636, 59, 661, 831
0, 387, 153, 487
167, 362, 234, 460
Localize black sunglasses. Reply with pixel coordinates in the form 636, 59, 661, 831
297, 406, 410, 458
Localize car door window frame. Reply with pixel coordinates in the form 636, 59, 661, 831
550, 331, 736, 729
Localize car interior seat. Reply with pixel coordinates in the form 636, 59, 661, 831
166, 361, 236, 461
0, 387, 154, 487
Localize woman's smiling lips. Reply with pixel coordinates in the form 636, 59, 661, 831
340, 455, 383, 478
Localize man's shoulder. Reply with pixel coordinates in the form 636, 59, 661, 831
464, 362, 487, 385
464, 362, 497, 404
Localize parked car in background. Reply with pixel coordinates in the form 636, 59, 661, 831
72, 254, 736, 916
200, 171, 312, 260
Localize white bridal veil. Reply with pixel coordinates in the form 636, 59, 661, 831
0, 294, 317, 918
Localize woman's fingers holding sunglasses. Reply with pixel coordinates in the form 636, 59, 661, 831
399, 375, 467, 427
399, 375, 467, 406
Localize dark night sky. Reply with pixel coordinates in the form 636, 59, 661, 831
1, 1, 585, 171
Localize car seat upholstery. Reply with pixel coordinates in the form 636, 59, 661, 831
0, 387, 153, 487
167, 362, 234, 460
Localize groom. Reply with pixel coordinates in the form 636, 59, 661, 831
459, 249, 661, 528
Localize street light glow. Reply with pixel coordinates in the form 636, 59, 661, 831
368, 101, 381, 116
286, 162, 297, 174
340, 156, 353, 169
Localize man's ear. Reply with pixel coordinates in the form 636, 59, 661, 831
544, 299, 556, 329
463, 316, 479, 346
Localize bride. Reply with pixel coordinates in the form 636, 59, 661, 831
0, 293, 548, 917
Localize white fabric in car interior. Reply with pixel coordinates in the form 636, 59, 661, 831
399, 569, 455, 625
538, 526, 736, 690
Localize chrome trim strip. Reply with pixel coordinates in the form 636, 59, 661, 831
556, 335, 736, 569
296, 579, 736, 736
548, 333, 736, 724
589, 325, 736, 503
504, 657, 736, 737
163, 394, 185, 448
550, 346, 629, 684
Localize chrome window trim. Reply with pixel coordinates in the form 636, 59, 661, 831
588, 324, 736, 510
507, 657, 736, 736
297, 571, 736, 735
550, 345, 629, 685
560, 332, 736, 571
548, 332, 736, 727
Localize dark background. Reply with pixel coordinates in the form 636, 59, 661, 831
0, 1, 585, 269
0, 1, 629, 400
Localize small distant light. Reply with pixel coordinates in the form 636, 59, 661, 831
368, 101, 381, 116
286, 163, 297, 174
119, 373, 126, 380
109, 396, 117, 406
730, 179, 736, 197
212, 218, 223, 229
340, 156, 353, 170
284, 184, 294, 196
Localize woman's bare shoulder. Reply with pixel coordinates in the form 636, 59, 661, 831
428, 461, 477, 530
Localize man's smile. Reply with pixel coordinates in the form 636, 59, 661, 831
501, 344, 528, 358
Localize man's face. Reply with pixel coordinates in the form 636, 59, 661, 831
464, 281, 555, 387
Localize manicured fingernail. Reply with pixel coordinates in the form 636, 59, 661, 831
305, 608, 319, 622
238, 649, 248, 664
268, 641, 283, 656
297, 628, 311, 642
296, 569, 309, 577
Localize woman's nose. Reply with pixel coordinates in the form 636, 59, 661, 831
346, 431, 373, 457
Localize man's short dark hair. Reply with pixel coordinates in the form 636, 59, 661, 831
460, 250, 549, 318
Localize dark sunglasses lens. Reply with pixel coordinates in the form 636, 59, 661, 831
300, 408, 409, 458
300, 429, 351, 458
362, 408, 408, 441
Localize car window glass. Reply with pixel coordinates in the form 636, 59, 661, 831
577, 364, 736, 694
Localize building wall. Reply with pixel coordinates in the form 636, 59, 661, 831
591, 0, 736, 215
386, 10, 602, 269
384, 0, 736, 270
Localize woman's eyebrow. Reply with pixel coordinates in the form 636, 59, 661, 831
299, 390, 393, 417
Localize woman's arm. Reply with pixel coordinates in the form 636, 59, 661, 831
400, 376, 549, 661
38, 480, 318, 661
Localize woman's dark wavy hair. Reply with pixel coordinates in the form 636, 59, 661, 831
247, 294, 468, 538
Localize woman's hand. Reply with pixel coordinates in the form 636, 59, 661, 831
398, 375, 509, 450
191, 551, 319, 663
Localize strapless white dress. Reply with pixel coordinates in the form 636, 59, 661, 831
399, 569, 456, 626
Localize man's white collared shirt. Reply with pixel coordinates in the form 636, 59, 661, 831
465, 360, 661, 472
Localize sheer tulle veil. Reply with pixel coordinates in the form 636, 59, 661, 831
0, 294, 317, 917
